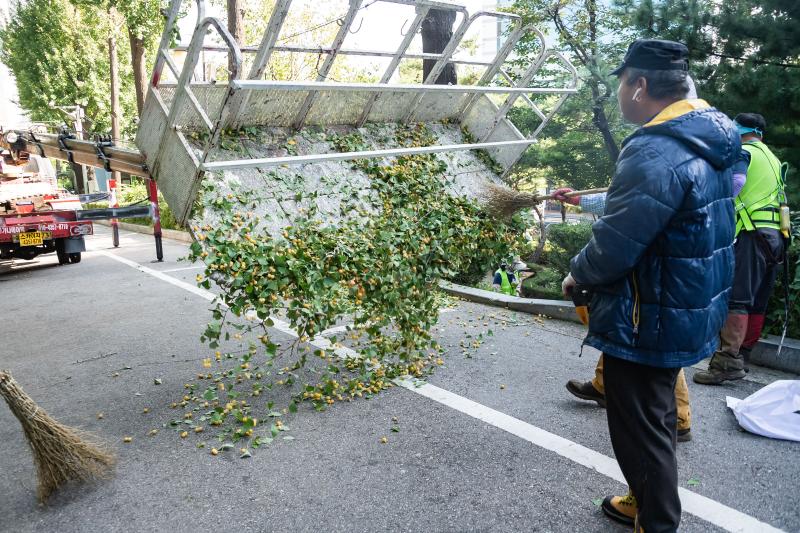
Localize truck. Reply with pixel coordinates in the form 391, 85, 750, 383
0, 130, 91, 264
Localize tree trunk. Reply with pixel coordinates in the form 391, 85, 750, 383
421, 9, 457, 85
227, 0, 244, 79
128, 29, 147, 117
588, 79, 620, 161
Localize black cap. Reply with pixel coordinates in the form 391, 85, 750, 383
734, 113, 767, 133
612, 39, 689, 76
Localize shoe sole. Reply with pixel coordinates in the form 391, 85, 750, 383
692, 370, 746, 385
677, 429, 692, 442
565, 383, 606, 408
601, 497, 636, 526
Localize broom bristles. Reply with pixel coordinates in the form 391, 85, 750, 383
0, 370, 115, 503
481, 182, 540, 219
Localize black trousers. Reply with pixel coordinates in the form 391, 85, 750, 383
604, 354, 682, 532
730, 228, 783, 313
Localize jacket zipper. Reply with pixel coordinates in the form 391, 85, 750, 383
631, 272, 641, 344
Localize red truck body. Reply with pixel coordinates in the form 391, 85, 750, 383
1, 150, 91, 264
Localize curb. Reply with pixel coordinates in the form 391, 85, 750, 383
439, 280, 800, 375
438, 281, 581, 324
750, 335, 800, 374
95, 220, 193, 244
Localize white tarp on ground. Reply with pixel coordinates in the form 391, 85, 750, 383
726, 380, 800, 442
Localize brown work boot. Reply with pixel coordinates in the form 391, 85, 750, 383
566, 379, 606, 407
694, 313, 748, 385
601, 491, 636, 525
693, 351, 746, 384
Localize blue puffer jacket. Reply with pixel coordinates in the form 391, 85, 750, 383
570, 102, 740, 368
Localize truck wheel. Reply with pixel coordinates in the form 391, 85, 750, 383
68, 252, 82, 264
56, 239, 69, 265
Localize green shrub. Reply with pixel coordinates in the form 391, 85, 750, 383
116, 180, 181, 231
521, 264, 564, 300
546, 222, 593, 276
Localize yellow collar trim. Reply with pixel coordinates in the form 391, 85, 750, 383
644, 99, 711, 127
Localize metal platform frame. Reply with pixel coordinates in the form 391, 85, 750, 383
137, 0, 578, 224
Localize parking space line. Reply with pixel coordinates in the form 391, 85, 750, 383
97, 247, 785, 533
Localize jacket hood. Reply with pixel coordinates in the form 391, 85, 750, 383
630, 106, 741, 170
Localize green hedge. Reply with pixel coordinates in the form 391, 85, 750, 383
545, 222, 593, 276
521, 264, 564, 300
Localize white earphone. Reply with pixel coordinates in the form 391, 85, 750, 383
632, 87, 643, 102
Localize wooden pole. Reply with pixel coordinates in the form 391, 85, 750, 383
109, 34, 121, 246
108, 35, 121, 184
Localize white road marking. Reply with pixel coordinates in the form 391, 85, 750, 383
98, 247, 785, 533
396, 381, 784, 533
96, 251, 216, 302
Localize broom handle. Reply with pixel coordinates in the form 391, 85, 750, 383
537, 187, 609, 202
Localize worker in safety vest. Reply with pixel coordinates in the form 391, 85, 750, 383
492, 263, 517, 296
694, 113, 787, 384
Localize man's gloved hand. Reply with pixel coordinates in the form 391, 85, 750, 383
562, 273, 576, 298
553, 187, 580, 206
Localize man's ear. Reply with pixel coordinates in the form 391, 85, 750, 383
638, 77, 648, 98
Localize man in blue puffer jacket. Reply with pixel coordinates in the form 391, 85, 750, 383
562, 39, 739, 532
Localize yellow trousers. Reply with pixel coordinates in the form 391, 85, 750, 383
592, 354, 691, 431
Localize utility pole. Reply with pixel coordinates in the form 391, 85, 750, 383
109, 36, 121, 163
109, 32, 122, 247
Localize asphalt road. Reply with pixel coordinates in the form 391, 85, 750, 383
0, 226, 798, 533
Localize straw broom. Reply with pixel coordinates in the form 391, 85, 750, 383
0, 370, 115, 503
481, 182, 609, 219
